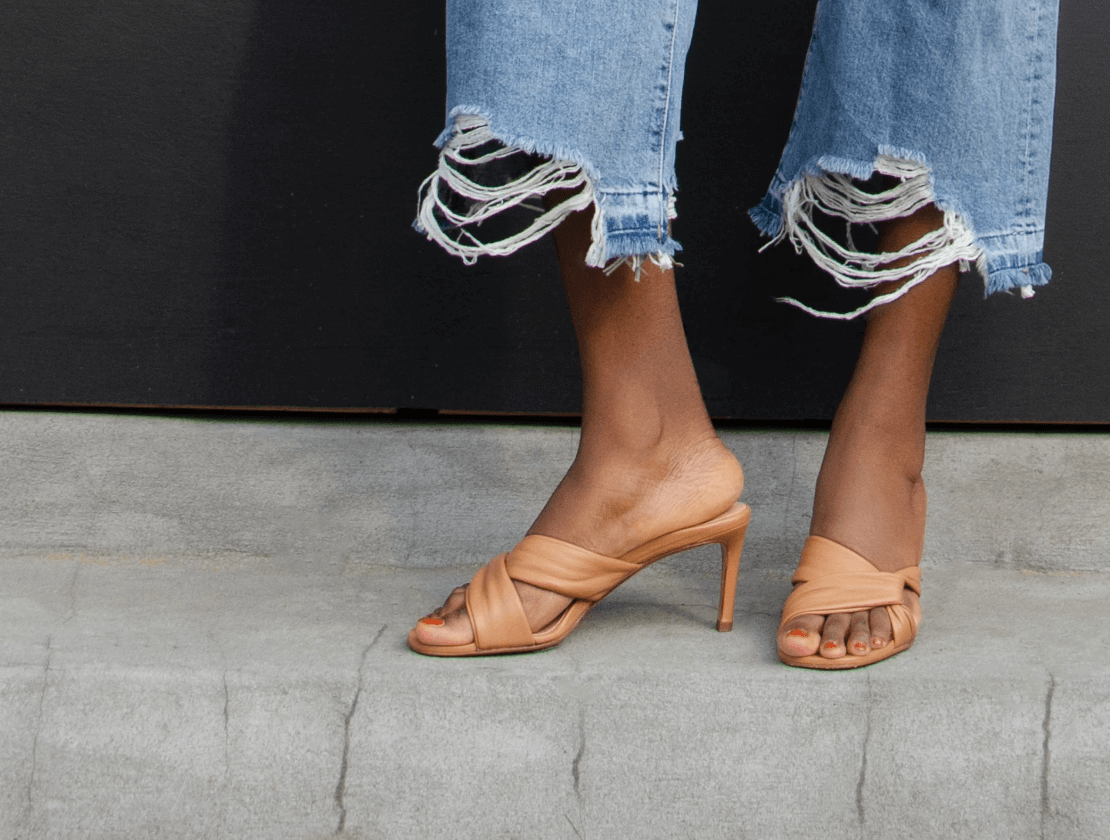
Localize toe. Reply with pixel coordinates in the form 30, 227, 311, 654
413, 586, 475, 646
778, 614, 824, 657
413, 606, 474, 646
819, 613, 851, 658
868, 605, 892, 648
431, 586, 466, 618
847, 611, 872, 656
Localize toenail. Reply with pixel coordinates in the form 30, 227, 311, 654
420, 617, 445, 626
853, 642, 867, 651
823, 641, 838, 651
872, 638, 885, 648
788, 629, 808, 638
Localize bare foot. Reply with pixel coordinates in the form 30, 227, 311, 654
776, 204, 957, 665
413, 433, 744, 647
777, 426, 924, 662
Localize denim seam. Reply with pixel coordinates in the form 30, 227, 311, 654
1018, 0, 1042, 224
655, 0, 683, 238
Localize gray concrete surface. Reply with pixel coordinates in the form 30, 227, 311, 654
1, 411, 1109, 839
2, 412, 1109, 574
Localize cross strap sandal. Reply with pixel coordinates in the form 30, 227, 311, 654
408, 501, 751, 657
778, 535, 922, 670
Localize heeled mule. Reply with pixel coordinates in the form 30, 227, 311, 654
778, 535, 922, 670
408, 501, 751, 657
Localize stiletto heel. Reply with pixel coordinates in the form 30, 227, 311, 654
409, 501, 752, 656
715, 513, 750, 632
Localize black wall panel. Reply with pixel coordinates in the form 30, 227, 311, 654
2, 1, 1106, 420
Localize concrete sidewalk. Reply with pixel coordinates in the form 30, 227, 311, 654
1, 412, 1109, 839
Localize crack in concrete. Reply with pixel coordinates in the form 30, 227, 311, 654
1040, 674, 1056, 839
62, 562, 80, 625
22, 636, 54, 826
571, 708, 586, 799
222, 666, 231, 774
565, 813, 585, 839
856, 675, 872, 835
334, 625, 386, 835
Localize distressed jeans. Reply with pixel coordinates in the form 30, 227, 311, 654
416, 0, 1059, 317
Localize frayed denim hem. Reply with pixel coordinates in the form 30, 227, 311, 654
415, 114, 680, 279
984, 260, 1052, 298
752, 155, 982, 319
751, 154, 1050, 319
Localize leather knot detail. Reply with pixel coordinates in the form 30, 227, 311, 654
781, 536, 922, 646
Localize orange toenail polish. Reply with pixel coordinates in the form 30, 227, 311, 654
823, 641, 838, 651
788, 629, 808, 638
420, 617, 445, 626
854, 642, 867, 651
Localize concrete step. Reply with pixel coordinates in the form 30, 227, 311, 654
1, 412, 1107, 575
1, 411, 1108, 839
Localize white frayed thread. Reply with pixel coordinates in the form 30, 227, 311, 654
602, 252, 677, 282
416, 115, 594, 264
604, 194, 680, 281
764, 156, 983, 320
601, 182, 680, 280
417, 116, 674, 276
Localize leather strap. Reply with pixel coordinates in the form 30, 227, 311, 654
505, 535, 641, 601
463, 535, 643, 650
466, 553, 534, 650
782, 536, 922, 646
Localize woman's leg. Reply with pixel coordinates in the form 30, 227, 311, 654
414, 204, 744, 647
778, 203, 958, 661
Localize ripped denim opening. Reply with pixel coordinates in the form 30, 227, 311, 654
415, 115, 677, 281
751, 156, 1026, 320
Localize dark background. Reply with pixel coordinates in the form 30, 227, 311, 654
2, 0, 1106, 421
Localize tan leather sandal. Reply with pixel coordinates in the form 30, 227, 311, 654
778, 536, 922, 670
408, 502, 751, 656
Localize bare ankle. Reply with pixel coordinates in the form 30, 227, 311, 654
529, 431, 743, 556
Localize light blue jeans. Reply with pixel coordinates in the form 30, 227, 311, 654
416, 0, 1059, 318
